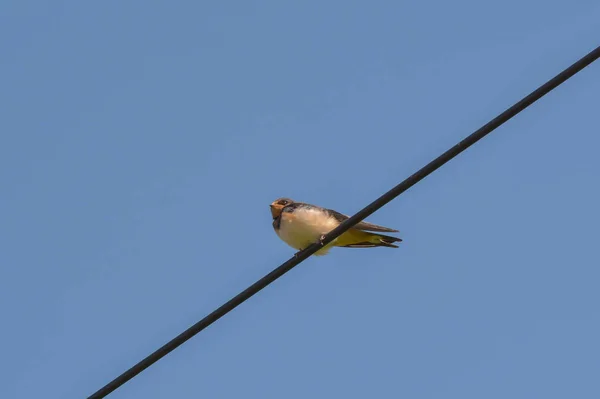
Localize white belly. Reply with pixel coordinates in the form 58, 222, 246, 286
275, 208, 339, 255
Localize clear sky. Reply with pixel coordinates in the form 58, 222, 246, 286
1, 1, 599, 398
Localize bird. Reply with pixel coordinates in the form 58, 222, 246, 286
270, 197, 401, 256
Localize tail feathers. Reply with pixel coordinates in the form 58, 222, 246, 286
340, 231, 402, 249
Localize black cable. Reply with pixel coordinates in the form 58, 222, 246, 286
88, 44, 600, 398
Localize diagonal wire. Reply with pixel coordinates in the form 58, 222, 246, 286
88, 44, 600, 398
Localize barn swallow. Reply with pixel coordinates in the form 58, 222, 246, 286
270, 198, 401, 256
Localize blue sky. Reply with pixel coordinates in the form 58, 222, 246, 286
1, 1, 599, 398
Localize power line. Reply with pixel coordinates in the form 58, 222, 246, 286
88, 44, 600, 398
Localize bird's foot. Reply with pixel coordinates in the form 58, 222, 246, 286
318, 234, 327, 247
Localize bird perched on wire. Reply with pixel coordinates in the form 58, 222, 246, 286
270, 197, 402, 256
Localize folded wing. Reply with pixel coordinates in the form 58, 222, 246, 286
327, 208, 399, 233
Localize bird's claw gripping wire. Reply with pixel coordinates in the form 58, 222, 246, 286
293, 236, 328, 259
318, 235, 327, 247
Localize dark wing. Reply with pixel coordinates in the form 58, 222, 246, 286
326, 208, 399, 233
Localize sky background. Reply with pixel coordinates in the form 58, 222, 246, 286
1, 1, 599, 398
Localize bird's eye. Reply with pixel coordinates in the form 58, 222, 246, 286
278, 199, 289, 205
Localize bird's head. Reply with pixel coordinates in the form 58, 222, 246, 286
270, 197, 294, 219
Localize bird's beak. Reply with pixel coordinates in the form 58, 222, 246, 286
270, 205, 279, 219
